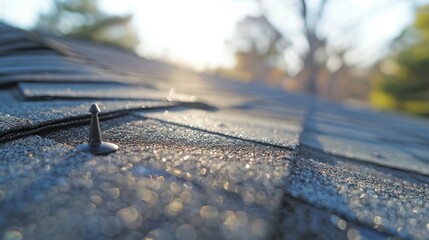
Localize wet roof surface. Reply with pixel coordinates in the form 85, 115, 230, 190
0, 22, 429, 240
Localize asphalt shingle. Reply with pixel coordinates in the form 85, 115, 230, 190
0, 117, 291, 240
142, 109, 302, 149
1, 22, 429, 240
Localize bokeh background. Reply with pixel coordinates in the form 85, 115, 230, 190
1, 0, 429, 116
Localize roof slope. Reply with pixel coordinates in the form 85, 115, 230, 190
0, 22, 428, 240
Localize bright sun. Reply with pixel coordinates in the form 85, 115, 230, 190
131, 0, 258, 70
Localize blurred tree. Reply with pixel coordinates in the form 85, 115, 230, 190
295, 0, 329, 94
35, 0, 139, 51
372, 4, 429, 115
220, 0, 368, 99
218, 16, 288, 84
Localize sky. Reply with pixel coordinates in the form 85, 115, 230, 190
0, 0, 428, 71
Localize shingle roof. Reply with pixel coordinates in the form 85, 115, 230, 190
0, 22, 428, 240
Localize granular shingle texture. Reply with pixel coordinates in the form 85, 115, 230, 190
0, 22, 429, 240
0, 118, 291, 240
141, 109, 302, 149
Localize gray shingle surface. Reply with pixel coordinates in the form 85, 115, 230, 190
18, 82, 195, 102
0, 89, 175, 137
286, 156, 429, 239
2, 116, 427, 239
0, 117, 291, 240
142, 109, 302, 149
1, 22, 429, 240
301, 104, 429, 175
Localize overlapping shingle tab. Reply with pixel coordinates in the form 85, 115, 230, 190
0, 22, 428, 240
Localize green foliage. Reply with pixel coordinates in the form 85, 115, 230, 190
35, 0, 139, 51
372, 5, 429, 115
